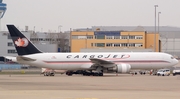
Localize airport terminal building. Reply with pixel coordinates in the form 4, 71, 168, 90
71, 30, 159, 52
71, 26, 180, 58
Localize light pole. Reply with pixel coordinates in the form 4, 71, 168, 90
158, 12, 161, 52
154, 5, 158, 52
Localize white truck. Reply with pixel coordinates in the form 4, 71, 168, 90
173, 69, 180, 76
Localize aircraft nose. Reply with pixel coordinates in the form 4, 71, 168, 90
174, 59, 179, 65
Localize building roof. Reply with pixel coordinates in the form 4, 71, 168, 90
91, 26, 180, 32
74, 26, 180, 38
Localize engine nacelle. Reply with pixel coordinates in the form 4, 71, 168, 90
108, 64, 131, 73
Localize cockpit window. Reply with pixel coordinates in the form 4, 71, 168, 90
171, 56, 174, 59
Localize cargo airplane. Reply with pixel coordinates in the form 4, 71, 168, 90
5, 25, 179, 76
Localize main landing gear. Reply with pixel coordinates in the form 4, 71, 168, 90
66, 66, 104, 76
66, 70, 104, 76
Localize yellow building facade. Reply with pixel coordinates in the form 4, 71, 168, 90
71, 31, 159, 52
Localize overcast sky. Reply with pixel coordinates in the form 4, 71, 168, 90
1, 0, 180, 32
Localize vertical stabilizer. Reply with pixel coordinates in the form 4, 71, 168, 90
7, 25, 42, 55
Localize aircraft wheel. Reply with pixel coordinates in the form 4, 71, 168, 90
47, 72, 51, 76
99, 73, 103, 76
66, 71, 73, 76
92, 73, 97, 76
67, 72, 72, 76
44, 72, 49, 76
44, 73, 46, 76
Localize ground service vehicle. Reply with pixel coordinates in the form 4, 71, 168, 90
173, 69, 180, 76
157, 69, 170, 76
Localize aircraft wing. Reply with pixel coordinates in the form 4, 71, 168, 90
89, 58, 114, 64
17, 56, 36, 61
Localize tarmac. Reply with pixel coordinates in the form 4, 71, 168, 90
0, 73, 180, 99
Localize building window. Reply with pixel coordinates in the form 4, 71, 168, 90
95, 43, 105, 47
56, 38, 61, 41
71, 36, 78, 39
30, 38, 33, 41
106, 36, 113, 39
121, 36, 128, 39
106, 43, 113, 47
128, 43, 135, 47
45, 38, 51, 41
95, 35, 105, 39
72, 35, 93, 39
114, 36, 120, 39
78, 36, 87, 39
129, 36, 135, 39
114, 43, 121, 47
121, 43, 128, 47
135, 36, 143, 39
32, 38, 39, 41
135, 43, 143, 47
7, 49, 17, 54
7, 42, 14, 46
87, 35, 93, 39
38, 38, 44, 41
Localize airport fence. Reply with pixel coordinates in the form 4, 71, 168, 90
0, 64, 22, 70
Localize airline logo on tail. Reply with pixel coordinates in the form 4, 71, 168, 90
15, 38, 29, 47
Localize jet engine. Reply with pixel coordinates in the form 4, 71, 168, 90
108, 64, 131, 73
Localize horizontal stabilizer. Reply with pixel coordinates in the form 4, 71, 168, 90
3, 56, 17, 62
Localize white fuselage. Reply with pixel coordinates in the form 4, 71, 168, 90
17, 52, 178, 70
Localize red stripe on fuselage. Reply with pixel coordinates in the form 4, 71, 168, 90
43, 61, 170, 64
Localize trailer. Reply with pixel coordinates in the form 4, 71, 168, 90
41, 68, 66, 76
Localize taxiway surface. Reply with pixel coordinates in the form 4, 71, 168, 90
0, 74, 180, 99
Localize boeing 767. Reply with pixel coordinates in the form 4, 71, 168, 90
5, 25, 179, 76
